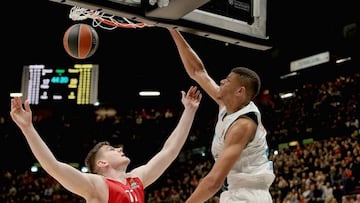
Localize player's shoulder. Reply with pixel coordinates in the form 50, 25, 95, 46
87, 173, 108, 185
229, 116, 257, 137
79, 173, 109, 201
126, 173, 140, 179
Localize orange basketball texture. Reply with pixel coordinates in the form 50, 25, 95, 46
63, 24, 99, 59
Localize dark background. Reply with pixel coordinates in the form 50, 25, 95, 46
2, 0, 359, 108
1, 0, 359, 169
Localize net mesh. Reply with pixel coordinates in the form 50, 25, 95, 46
69, 6, 153, 30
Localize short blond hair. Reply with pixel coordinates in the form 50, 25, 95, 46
84, 141, 110, 174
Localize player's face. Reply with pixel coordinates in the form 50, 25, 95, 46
102, 145, 130, 165
218, 72, 241, 100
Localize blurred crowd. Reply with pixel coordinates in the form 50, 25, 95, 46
0, 70, 359, 202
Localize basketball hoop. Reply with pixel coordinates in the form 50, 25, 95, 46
69, 6, 153, 30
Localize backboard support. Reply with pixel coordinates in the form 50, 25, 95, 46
48, 0, 271, 50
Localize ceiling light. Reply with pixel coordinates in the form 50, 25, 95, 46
139, 91, 160, 96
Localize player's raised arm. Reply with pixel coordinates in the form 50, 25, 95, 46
168, 29, 222, 107
131, 86, 202, 187
9, 97, 98, 199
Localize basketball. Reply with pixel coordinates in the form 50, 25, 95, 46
63, 23, 99, 59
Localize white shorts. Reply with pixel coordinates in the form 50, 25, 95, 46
219, 188, 273, 203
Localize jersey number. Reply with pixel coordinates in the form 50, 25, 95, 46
125, 189, 139, 202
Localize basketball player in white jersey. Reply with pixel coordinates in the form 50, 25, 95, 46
169, 29, 275, 203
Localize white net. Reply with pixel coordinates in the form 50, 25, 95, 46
69, 6, 152, 30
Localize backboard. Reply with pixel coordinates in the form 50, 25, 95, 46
48, 0, 271, 50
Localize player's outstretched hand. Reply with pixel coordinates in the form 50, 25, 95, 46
10, 97, 33, 129
181, 86, 202, 110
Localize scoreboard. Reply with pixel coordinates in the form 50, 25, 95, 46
21, 64, 99, 105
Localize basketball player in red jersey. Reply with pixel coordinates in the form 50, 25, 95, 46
10, 86, 202, 203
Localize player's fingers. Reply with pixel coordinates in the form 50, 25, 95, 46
24, 100, 31, 113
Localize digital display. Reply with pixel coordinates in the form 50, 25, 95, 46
21, 64, 99, 105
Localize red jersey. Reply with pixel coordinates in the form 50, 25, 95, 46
106, 177, 144, 203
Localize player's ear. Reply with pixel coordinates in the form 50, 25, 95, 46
97, 160, 108, 168
236, 86, 245, 94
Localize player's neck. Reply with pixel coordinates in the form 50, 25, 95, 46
106, 174, 127, 184
226, 101, 250, 114
104, 169, 127, 184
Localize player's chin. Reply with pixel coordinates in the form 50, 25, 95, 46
125, 158, 131, 166
124, 156, 131, 163
120, 157, 131, 166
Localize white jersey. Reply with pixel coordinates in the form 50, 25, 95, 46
212, 101, 275, 194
